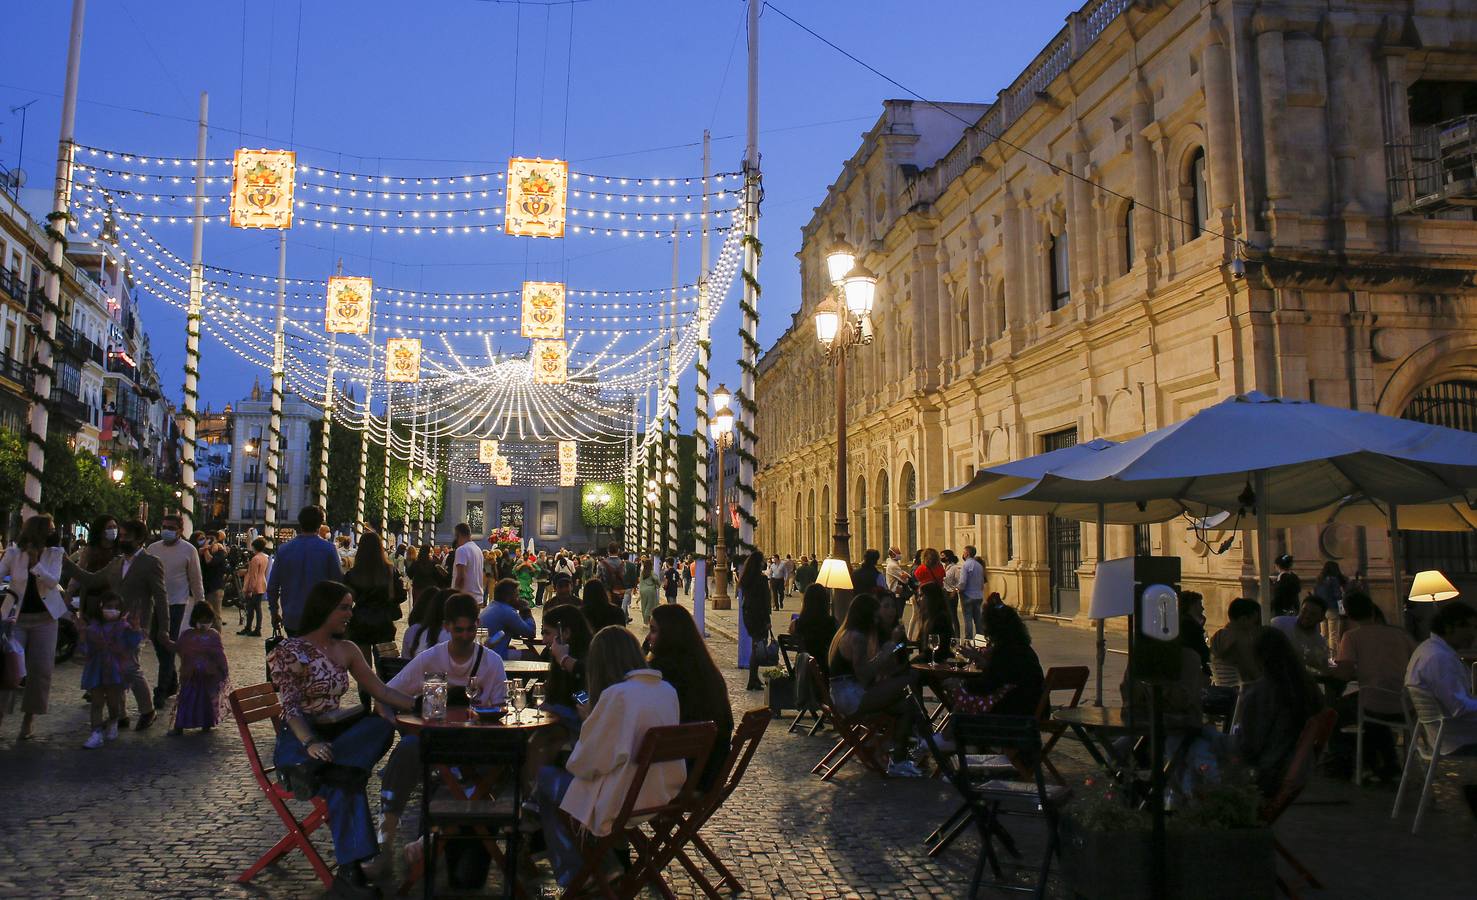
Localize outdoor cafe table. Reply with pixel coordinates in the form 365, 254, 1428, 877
1051, 706, 1201, 797
911, 660, 979, 731
503, 659, 553, 679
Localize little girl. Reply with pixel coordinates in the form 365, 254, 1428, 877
169, 603, 229, 735
80, 591, 142, 749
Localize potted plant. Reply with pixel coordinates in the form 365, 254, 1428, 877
762, 666, 794, 716
1060, 757, 1274, 899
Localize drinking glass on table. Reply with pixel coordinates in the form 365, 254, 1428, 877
475, 626, 490, 647
503, 679, 516, 718
530, 680, 546, 711
927, 634, 942, 662
465, 673, 481, 707
510, 683, 527, 722
423, 672, 449, 720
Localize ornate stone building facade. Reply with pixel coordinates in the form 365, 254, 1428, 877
755, 0, 1477, 623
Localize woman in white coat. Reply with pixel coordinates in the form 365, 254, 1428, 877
1, 514, 68, 740
530, 624, 683, 888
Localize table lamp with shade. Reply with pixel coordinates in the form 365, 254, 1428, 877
1408, 570, 1460, 604
816, 558, 853, 591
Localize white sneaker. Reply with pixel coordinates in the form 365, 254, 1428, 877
104, 721, 119, 741
886, 759, 924, 778
83, 729, 104, 749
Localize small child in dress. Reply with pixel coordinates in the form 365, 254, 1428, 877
168, 602, 229, 736
80, 591, 142, 749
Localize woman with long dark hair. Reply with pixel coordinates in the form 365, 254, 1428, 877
267, 580, 416, 895
401, 587, 453, 658
956, 604, 1045, 718
789, 584, 838, 675
826, 592, 923, 777
738, 551, 772, 691
1234, 626, 1325, 795
580, 578, 626, 633
343, 531, 405, 660
914, 582, 954, 663
1, 514, 68, 739
648, 604, 734, 789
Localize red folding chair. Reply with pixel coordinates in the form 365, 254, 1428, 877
228, 682, 334, 889
803, 655, 895, 781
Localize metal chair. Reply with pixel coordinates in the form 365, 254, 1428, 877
1351, 682, 1410, 787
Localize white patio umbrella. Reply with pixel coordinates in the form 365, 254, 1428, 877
919, 438, 1177, 705
1004, 392, 1477, 620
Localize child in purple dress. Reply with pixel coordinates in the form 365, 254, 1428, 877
169, 603, 229, 735
80, 591, 143, 749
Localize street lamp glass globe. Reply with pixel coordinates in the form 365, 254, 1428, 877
111, 468, 125, 483
712, 383, 732, 414
842, 263, 877, 317
825, 240, 856, 285
710, 408, 734, 440
814, 296, 839, 346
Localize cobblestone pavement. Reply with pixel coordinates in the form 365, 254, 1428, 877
1, 591, 1472, 898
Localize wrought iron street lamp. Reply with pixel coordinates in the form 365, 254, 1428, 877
709, 383, 734, 609
815, 243, 877, 572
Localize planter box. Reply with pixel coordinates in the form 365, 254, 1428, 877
765, 675, 795, 716
1060, 817, 1274, 900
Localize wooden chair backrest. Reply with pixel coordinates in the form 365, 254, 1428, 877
700, 708, 772, 812
776, 634, 803, 675
1261, 708, 1337, 825
1034, 666, 1089, 723
802, 654, 835, 712
611, 722, 717, 826
372, 641, 399, 660
229, 682, 285, 791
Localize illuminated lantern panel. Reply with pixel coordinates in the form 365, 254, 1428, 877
385, 337, 422, 383
478, 439, 500, 464
325, 275, 373, 334
557, 440, 577, 464
520, 280, 567, 339
230, 149, 297, 229
530, 339, 567, 385
504, 157, 568, 238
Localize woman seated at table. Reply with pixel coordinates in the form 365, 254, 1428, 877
790, 584, 838, 676
954, 604, 1044, 718
520, 604, 596, 788
377, 593, 507, 856
874, 590, 906, 647
1233, 626, 1324, 797
268, 580, 417, 898
528, 626, 684, 888
827, 592, 924, 778
648, 604, 734, 790
401, 586, 454, 658
911, 582, 955, 664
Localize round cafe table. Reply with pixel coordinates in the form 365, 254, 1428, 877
396, 705, 559, 734
503, 659, 553, 679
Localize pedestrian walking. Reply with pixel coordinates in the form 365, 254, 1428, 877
168, 603, 229, 736
663, 559, 682, 604
0, 514, 68, 741
79, 591, 144, 749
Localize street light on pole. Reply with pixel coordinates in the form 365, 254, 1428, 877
815, 240, 877, 620
708, 383, 735, 609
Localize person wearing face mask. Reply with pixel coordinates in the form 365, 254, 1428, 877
147, 514, 204, 706
64, 520, 172, 730
70, 515, 121, 629
0, 515, 68, 740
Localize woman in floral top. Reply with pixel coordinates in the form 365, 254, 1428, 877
268, 580, 415, 897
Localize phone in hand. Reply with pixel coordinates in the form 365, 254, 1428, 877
573, 690, 590, 706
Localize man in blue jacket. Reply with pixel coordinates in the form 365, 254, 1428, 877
478, 577, 537, 660
267, 506, 344, 635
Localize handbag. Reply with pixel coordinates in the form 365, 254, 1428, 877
754, 628, 780, 667
1, 621, 24, 690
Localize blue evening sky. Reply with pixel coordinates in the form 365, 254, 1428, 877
4, 0, 1077, 429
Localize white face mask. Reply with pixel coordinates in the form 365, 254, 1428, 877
103, 528, 118, 541
160, 529, 178, 543
102, 608, 121, 621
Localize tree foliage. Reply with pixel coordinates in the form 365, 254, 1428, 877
309, 419, 446, 534
0, 428, 181, 535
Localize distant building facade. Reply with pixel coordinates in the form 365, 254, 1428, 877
228, 383, 320, 534
756, 0, 1477, 622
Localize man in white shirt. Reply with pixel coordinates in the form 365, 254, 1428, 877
379, 594, 507, 846
885, 548, 908, 596
958, 545, 986, 640
451, 522, 485, 605
1407, 601, 1477, 755
147, 513, 204, 704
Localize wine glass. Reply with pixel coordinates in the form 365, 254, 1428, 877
510, 683, 527, 722
530, 680, 546, 712
927, 634, 942, 661
502, 679, 516, 719
465, 673, 481, 707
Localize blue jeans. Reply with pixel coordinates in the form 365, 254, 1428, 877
274, 715, 396, 866
961, 596, 984, 641
379, 732, 419, 818
534, 765, 581, 886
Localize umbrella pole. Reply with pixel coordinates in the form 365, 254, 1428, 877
1096, 502, 1106, 707
1389, 504, 1404, 629
1255, 470, 1272, 624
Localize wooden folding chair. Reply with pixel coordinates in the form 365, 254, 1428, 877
418, 726, 528, 900
1033, 666, 1088, 785
802, 655, 895, 781
1262, 709, 1337, 899
228, 683, 334, 889
623, 709, 774, 898
560, 722, 716, 900
776, 636, 825, 734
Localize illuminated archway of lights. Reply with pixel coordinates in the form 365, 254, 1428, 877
72, 157, 744, 476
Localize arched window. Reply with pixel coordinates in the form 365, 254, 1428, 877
820, 485, 831, 556
1187, 148, 1208, 240
1048, 232, 1071, 310
1123, 200, 1136, 273
1403, 380, 1477, 579
854, 474, 868, 552
793, 491, 802, 556
901, 462, 918, 556
806, 489, 816, 557
878, 469, 891, 553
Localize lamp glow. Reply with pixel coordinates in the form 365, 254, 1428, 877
825, 239, 856, 285
1409, 569, 1460, 603
710, 408, 734, 441
712, 383, 732, 414
816, 558, 852, 589
842, 263, 878, 317
814, 296, 839, 346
